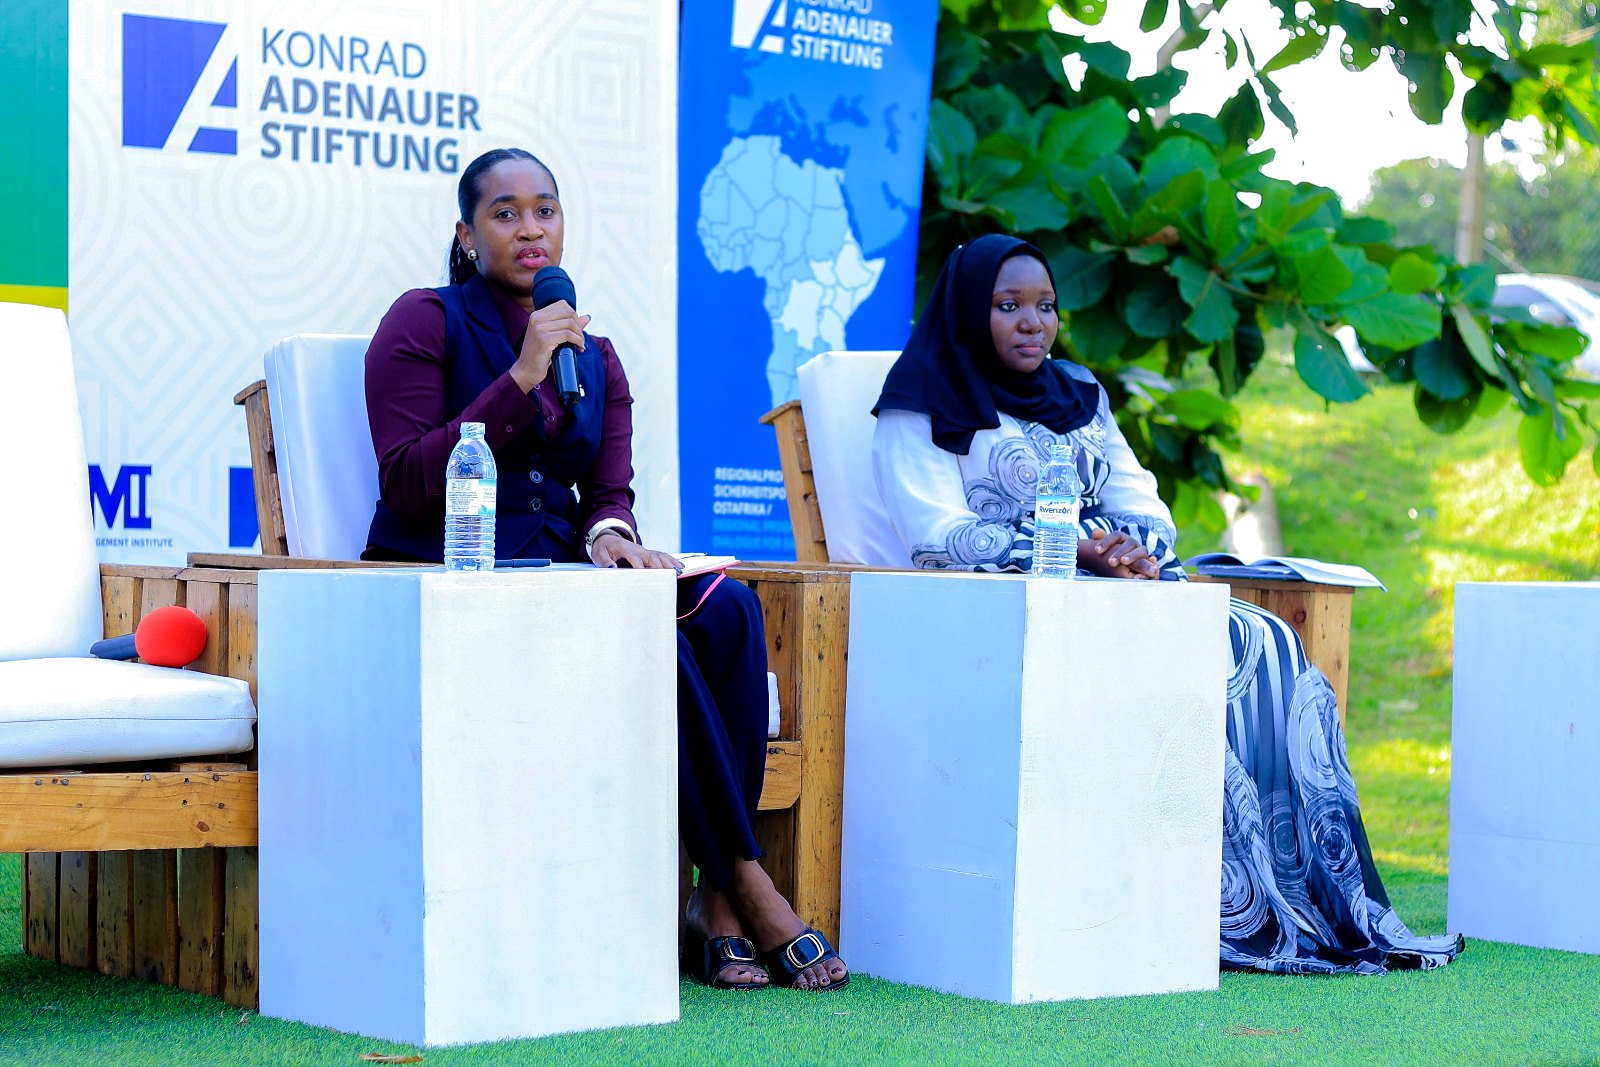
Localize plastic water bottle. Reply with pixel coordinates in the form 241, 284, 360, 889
1032, 438, 1082, 579
444, 422, 497, 572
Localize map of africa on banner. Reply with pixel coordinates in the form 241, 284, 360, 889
679, 0, 937, 557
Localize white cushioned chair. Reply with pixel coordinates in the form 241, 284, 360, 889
264, 334, 380, 560
794, 350, 908, 568
0, 302, 255, 768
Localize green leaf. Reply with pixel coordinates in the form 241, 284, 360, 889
1065, 301, 1130, 361
1501, 322, 1588, 363
987, 182, 1072, 232
1387, 252, 1442, 296
1450, 264, 1498, 306
1122, 275, 1187, 338
1126, 244, 1168, 265
1292, 246, 1356, 305
1040, 98, 1131, 166
1130, 170, 1206, 238
1462, 74, 1513, 133
1088, 174, 1131, 241
1450, 304, 1498, 374
1204, 180, 1241, 258
1257, 72, 1298, 136
1415, 381, 1482, 433
952, 84, 1031, 139
1330, 247, 1384, 301
1293, 313, 1370, 402
933, 27, 985, 96
927, 100, 977, 190
1345, 293, 1443, 350
1519, 409, 1583, 486
1165, 114, 1226, 148
1521, 40, 1597, 66
1338, 216, 1395, 246
1562, 98, 1600, 146
1162, 388, 1238, 431
1139, 0, 1169, 33
1413, 329, 1476, 401
1129, 68, 1188, 111
963, 146, 1024, 199
1044, 244, 1116, 311
1261, 29, 1327, 74
1218, 87, 1264, 144
1171, 257, 1240, 343
1140, 135, 1219, 191
1076, 41, 1131, 80
1399, 50, 1453, 125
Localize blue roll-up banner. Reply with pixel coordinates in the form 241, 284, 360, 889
678, 0, 938, 557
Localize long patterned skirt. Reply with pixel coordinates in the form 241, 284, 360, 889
1219, 599, 1463, 973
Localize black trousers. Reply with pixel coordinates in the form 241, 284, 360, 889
675, 573, 769, 889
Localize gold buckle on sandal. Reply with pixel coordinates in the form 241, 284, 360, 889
784, 931, 826, 970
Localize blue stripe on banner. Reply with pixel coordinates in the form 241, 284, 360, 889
228, 465, 259, 548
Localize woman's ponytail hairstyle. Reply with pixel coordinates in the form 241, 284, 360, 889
444, 147, 559, 285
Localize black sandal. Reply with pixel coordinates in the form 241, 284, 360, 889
682, 931, 769, 989
761, 928, 849, 991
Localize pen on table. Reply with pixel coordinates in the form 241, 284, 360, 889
494, 558, 553, 569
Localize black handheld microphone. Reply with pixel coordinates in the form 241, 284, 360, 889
531, 265, 583, 407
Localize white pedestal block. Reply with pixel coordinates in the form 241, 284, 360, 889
257, 567, 679, 1045
841, 572, 1230, 1003
1450, 581, 1600, 954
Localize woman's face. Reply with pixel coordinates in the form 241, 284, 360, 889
988, 254, 1057, 375
456, 159, 564, 302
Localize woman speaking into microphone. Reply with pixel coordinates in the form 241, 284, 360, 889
361, 148, 847, 991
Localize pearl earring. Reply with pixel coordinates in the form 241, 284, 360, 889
466, 248, 478, 261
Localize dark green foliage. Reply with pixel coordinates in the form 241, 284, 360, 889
922, 0, 1600, 518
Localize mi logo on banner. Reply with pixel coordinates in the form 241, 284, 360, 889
731, 0, 787, 54
122, 14, 238, 155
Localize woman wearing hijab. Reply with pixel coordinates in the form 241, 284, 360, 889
363, 147, 847, 991
871, 233, 1462, 975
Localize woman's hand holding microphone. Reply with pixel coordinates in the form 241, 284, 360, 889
509, 300, 589, 393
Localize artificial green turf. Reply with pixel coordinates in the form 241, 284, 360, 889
3, 367, 1598, 1065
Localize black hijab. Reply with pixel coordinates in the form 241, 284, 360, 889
874, 234, 1101, 455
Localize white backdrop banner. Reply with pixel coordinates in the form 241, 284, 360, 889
71, 0, 679, 563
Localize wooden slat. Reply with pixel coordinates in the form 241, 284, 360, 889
23, 853, 59, 961
186, 552, 419, 572
139, 577, 185, 624
183, 581, 230, 678
100, 564, 183, 580
222, 847, 259, 1009
102, 573, 140, 645
228, 583, 259, 703
762, 400, 828, 561
790, 578, 850, 946
96, 851, 136, 977
0, 772, 259, 852
58, 851, 98, 970
237, 380, 289, 556
756, 741, 802, 811
132, 850, 179, 985
177, 849, 227, 996
747, 577, 801, 740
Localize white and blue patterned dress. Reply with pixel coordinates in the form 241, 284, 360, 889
872, 364, 1461, 974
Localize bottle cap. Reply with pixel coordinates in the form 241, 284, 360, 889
460, 421, 486, 437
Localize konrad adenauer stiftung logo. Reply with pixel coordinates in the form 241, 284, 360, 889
122, 14, 238, 154
730, 0, 896, 70
118, 11, 482, 173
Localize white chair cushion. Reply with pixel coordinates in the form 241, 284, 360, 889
0, 303, 102, 660
795, 351, 912, 568
264, 334, 378, 560
0, 658, 256, 769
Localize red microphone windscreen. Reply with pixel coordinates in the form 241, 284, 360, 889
134, 605, 209, 667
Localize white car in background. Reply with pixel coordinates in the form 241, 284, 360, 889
1491, 274, 1600, 380
1340, 272, 1600, 380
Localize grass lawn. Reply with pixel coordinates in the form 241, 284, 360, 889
3, 360, 1598, 1065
